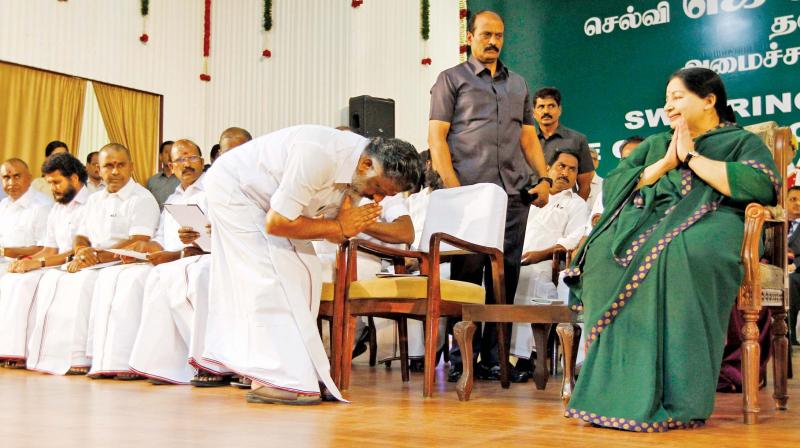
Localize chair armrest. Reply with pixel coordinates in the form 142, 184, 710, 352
738, 203, 766, 311
348, 238, 424, 260
430, 232, 502, 259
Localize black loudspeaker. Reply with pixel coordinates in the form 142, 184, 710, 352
349, 95, 395, 138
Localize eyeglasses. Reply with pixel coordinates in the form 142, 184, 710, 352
172, 155, 201, 165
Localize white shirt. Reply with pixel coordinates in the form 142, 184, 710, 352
85, 179, 106, 194
0, 188, 53, 249
155, 175, 207, 251
220, 125, 367, 220
77, 179, 161, 249
524, 188, 588, 254
586, 174, 603, 217
40, 186, 90, 253
30, 177, 53, 199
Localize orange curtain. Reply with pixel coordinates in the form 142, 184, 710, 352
93, 82, 161, 184
0, 62, 86, 177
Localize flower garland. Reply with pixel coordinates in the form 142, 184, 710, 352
262, 0, 272, 58
200, 0, 212, 81
420, 0, 431, 65
459, 0, 468, 62
139, 0, 149, 43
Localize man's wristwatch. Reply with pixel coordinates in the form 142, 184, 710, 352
538, 176, 554, 187
39, 258, 46, 268
683, 151, 699, 167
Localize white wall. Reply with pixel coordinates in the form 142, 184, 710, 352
0, 0, 460, 162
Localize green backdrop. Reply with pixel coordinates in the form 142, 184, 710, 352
469, 0, 800, 176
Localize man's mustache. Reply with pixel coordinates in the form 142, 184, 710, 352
557, 176, 569, 183
484, 45, 499, 53
183, 168, 195, 174
542, 114, 553, 119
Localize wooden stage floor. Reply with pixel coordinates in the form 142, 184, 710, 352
1, 354, 799, 447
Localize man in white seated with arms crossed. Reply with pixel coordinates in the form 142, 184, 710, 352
26, 143, 160, 376
0, 153, 87, 369
0, 159, 52, 279
510, 149, 588, 382
201, 125, 421, 405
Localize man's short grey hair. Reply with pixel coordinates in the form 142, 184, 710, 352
363, 137, 422, 193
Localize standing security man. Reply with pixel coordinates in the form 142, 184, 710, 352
428, 10, 551, 381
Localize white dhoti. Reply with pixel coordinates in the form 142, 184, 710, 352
26, 269, 98, 374
0, 270, 48, 360
510, 267, 573, 359
202, 173, 342, 400
86, 263, 152, 376
130, 255, 220, 383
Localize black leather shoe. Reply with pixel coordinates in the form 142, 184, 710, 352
409, 358, 425, 373
351, 325, 371, 358
475, 363, 500, 381
511, 369, 532, 383
447, 367, 462, 382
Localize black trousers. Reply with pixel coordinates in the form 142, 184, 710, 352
448, 195, 530, 368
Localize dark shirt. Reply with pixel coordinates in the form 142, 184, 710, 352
537, 124, 594, 174
429, 56, 534, 195
145, 172, 179, 209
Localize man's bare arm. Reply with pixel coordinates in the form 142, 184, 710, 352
520, 124, 547, 177
428, 120, 461, 188
361, 215, 414, 245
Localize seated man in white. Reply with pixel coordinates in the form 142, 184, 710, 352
0, 158, 53, 278
588, 136, 643, 228
0, 154, 87, 369
128, 139, 218, 384
510, 150, 588, 382
130, 128, 253, 388
202, 125, 421, 405
314, 193, 414, 361
26, 144, 160, 376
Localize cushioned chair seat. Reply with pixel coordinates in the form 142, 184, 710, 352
347, 276, 485, 304
321, 282, 334, 302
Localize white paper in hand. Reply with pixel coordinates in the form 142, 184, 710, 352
105, 248, 150, 261
164, 203, 211, 252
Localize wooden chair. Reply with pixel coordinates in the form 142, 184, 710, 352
339, 183, 509, 397
738, 122, 796, 424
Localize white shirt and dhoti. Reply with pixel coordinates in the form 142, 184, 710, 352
0, 188, 52, 276
510, 189, 587, 359
202, 125, 366, 400
128, 176, 221, 383
26, 180, 160, 375
0, 188, 86, 361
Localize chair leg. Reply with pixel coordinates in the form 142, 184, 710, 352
531, 323, 552, 390
368, 317, 378, 367
771, 310, 789, 410
399, 318, 409, 382
423, 313, 440, 398
340, 313, 358, 391
496, 322, 510, 389
742, 309, 761, 424
454, 321, 476, 401
556, 323, 580, 408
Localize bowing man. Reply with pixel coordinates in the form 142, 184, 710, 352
0, 154, 88, 368
201, 125, 421, 405
26, 144, 160, 376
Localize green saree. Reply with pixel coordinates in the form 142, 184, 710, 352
564, 125, 779, 432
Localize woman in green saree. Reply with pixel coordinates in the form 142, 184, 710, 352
564, 68, 779, 432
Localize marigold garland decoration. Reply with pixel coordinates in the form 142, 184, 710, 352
420, 0, 431, 65
459, 0, 468, 62
200, 0, 212, 81
262, 0, 272, 58
139, 0, 150, 44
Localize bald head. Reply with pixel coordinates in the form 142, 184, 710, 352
218, 127, 252, 154
1, 158, 32, 200
98, 143, 133, 193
